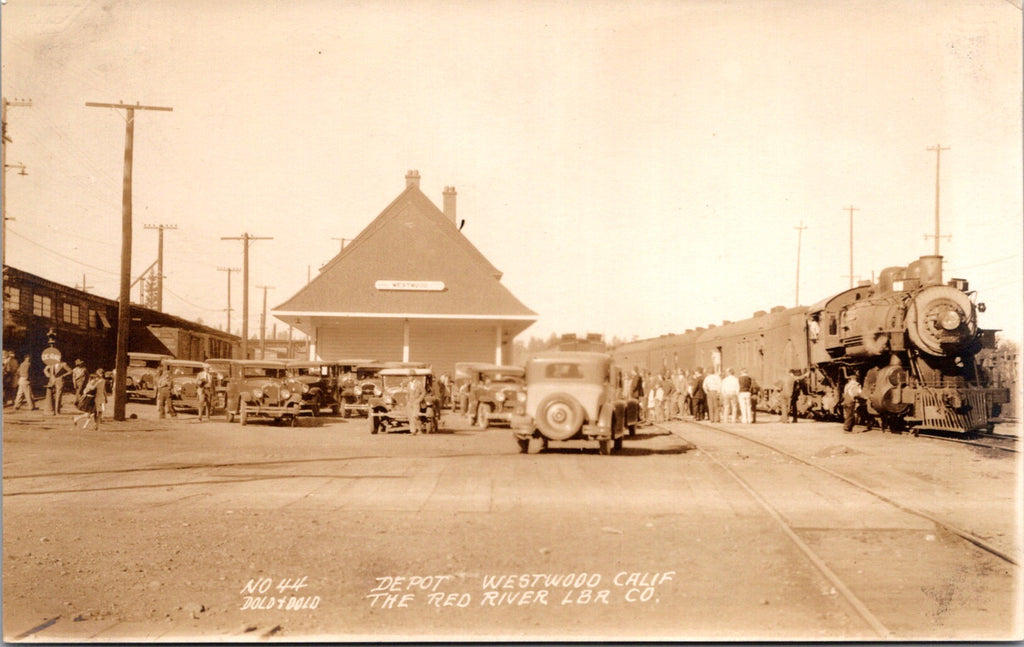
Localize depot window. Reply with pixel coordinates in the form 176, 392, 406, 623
62, 303, 81, 326
4, 286, 20, 311
32, 294, 52, 318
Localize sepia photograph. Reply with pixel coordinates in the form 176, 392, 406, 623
2, 0, 1022, 642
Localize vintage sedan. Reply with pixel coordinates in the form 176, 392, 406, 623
125, 352, 172, 402
455, 362, 526, 428
161, 359, 211, 413
285, 360, 349, 416
510, 351, 639, 455
368, 366, 440, 434
224, 360, 305, 426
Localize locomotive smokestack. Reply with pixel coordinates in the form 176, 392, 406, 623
919, 255, 943, 287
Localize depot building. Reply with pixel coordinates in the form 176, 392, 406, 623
272, 170, 537, 376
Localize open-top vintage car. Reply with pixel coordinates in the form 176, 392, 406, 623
224, 360, 305, 426
125, 352, 172, 401
339, 361, 427, 418
455, 362, 526, 429
285, 360, 348, 416
510, 351, 639, 455
368, 366, 440, 434
161, 359, 211, 413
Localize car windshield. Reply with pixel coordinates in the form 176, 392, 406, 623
242, 367, 286, 379
291, 366, 322, 377
356, 368, 382, 380
383, 375, 425, 390
170, 366, 201, 377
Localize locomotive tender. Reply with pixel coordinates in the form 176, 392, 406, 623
611, 255, 1008, 434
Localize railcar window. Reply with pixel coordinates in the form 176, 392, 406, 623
5, 287, 20, 311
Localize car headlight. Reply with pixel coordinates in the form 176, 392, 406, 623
374, 387, 382, 397
301, 384, 310, 393
253, 388, 263, 400
517, 391, 527, 403
281, 388, 291, 399
496, 392, 506, 402
384, 395, 393, 406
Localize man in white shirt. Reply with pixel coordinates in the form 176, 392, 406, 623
720, 368, 740, 423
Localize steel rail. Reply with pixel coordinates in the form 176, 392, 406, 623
671, 426, 893, 638
663, 419, 1020, 567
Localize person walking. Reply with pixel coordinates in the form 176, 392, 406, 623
3, 350, 19, 406
842, 375, 863, 433
72, 359, 89, 399
721, 368, 740, 423
690, 369, 706, 420
44, 357, 72, 415
780, 369, 808, 423
737, 368, 753, 424
406, 377, 425, 434
76, 369, 108, 429
703, 369, 722, 423
155, 365, 176, 419
195, 364, 213, 421
12, 355, 36, 410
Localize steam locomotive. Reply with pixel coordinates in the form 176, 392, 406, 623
610, 255, 1009, 434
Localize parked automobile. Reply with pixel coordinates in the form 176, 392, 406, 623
368, 366, 440, 434
224, 359, 305, 426
510, 351, 639, 455
125, 352, 172, 402
285, 360, 348, 416
206, 358, 237, 411
161, 359, 211, 413
339, 361, 427, 418
455, 362, 526, 428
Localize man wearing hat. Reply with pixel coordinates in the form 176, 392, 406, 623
72, 359, 89, 400
44, 357, 72, 415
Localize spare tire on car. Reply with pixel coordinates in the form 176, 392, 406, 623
535, 393, 584, 441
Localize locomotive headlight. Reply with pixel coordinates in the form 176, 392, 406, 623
939, 310, 962, 331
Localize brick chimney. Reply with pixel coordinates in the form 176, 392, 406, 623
443, 186, 457, 224
405, 169, 420, 188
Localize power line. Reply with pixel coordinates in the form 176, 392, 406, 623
4, 227, 119, 275
221, 233, 272, 359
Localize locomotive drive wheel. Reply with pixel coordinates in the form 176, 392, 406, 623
535, 394, 584, 441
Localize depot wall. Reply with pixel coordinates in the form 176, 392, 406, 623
313, 319, 511, 378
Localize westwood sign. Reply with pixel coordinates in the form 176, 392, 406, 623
374, 281, 446, 292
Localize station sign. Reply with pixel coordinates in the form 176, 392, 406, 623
41, 347, 62, 366
374, 280, 446, 292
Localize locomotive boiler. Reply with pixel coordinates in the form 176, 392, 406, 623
611, 255, 1007, 434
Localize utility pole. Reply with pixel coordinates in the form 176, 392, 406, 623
925, 144, 951, 255
2, 97, 32, 267
75, 274, 94, 293
143, 223, 176, 311
256, 285, 274, 359
217, 266, 239, 337
221, 233, 272, 359
794, 221, 808, 306
86, 100, 172, 421
331, 237, 352, 252
842, 205, 859, 289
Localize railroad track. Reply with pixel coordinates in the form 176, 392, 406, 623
914, 431, 1018, 454
652, 418, 1019, 639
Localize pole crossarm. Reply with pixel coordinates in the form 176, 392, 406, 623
85, 102, 173, 112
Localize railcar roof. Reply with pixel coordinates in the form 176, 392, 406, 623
529, 351, 610, 363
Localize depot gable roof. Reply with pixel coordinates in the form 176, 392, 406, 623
274, 180, 537, 321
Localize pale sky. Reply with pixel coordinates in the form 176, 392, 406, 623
3, 0, 1021, 346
